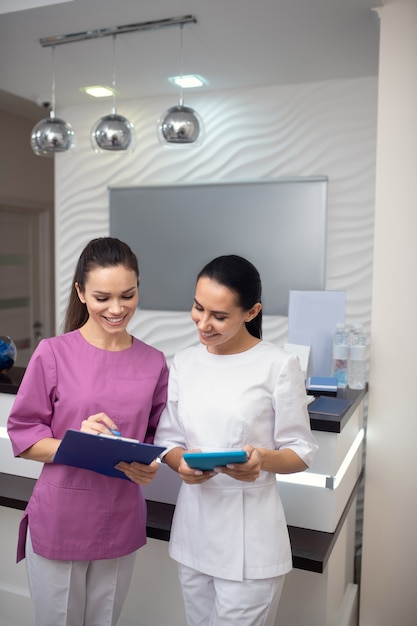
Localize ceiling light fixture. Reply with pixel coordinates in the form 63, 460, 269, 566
39, 15, 197, 47
91, 35, 134, 152
168, 75, 206, 89
34, 15, 199, 151
158, 24, 203, 146
30, 45, 74, 157
81, 85, 115, 98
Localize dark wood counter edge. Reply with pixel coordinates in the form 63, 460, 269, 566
0, 366, 25, 394
0, 470, 363, 574
308, 386, 368, 433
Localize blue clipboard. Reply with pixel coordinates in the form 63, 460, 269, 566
53, 429, 166, 480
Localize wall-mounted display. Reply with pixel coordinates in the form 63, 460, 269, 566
110, 177, 328, 315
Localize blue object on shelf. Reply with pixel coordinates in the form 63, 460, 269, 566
0, 336, 17, 372
306, 376, 338, 393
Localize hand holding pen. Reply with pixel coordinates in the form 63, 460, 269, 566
80, 412, 121, 437
80, 411, 157, 484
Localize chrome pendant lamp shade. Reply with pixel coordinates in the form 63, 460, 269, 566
91, 113, 133, 151
158, 24, 203, 146
91, 35, 134, 153
159, 104, 201, 144
31, 115, 74, 156
31, 46, 74, 157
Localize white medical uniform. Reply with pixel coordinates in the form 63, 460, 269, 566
155, 341, 318, 602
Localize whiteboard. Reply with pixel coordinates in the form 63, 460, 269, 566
109, 177, 328, 315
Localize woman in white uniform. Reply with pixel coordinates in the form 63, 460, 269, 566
154, 255, 318, 626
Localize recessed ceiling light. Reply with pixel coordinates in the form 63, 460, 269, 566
168, 75, 207, 89
81, 85, 115, 98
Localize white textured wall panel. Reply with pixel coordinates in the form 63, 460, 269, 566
55, 77, 377, 358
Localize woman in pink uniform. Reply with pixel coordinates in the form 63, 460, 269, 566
7, 237, 168, 626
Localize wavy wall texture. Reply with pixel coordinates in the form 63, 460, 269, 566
55, 77, 377, 362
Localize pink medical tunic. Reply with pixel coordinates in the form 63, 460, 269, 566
7, 330, 168, 563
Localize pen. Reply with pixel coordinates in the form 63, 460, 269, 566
106, 425, 121, 437
99, 432, 140, 444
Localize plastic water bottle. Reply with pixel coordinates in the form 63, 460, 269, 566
348, 325, 367, 390
331, 323, 348, 388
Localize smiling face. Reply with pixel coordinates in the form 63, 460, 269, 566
191, 276, 262, 355
75, 264, 138, 346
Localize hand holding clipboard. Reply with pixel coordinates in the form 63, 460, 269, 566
53, 429, 166, 480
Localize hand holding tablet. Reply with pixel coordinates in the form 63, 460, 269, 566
183, 450, 248, 471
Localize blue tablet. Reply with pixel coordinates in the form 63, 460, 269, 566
183, 450, 248, 471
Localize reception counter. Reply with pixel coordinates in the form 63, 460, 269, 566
0, 470, 362, 575
0, 366, 366, 626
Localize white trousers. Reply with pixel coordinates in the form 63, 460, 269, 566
25, 529, 136, 626
177, 563, 286, 626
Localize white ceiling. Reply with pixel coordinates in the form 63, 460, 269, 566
0, 0, 381, 120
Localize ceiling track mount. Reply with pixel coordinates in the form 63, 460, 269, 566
39, 14, 197, 48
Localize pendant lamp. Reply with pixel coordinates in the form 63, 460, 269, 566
158, 24, 203, 145
91, 35, 134, 152
31, 46, 74, 157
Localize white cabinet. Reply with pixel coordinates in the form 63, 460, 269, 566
278, 400, 364, 532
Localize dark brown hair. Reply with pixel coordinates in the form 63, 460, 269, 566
64, 237, 139, 333
197, 255, 262, 339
